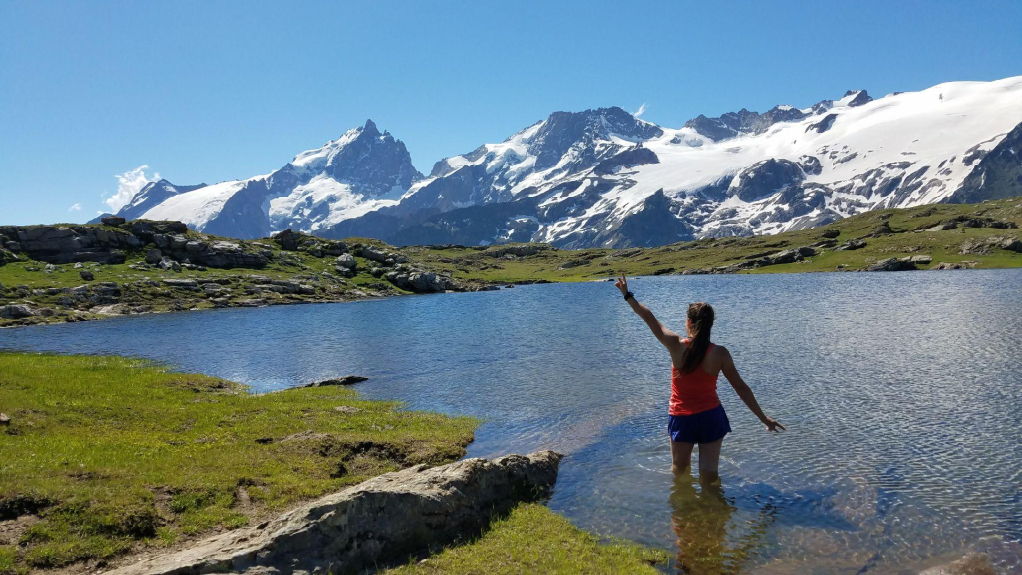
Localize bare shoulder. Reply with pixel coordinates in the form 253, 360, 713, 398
710, 344, 732, 362
664, 333, 685, 350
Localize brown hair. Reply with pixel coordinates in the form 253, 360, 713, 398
680, 302, 714, 373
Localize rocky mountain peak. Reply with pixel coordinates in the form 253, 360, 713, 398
844, 90, 872, 107
684, 104, 810, 142
361, 118, 379, 135
528, 106, 664, 171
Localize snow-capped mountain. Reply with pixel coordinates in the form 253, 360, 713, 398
114, 120, 421, 238
113, 77, 1022, 247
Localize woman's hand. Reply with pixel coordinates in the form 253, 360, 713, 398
614, 274, 629, 297
762, 416, 786, 433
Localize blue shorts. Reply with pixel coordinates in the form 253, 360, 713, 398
668, 404, 732, 444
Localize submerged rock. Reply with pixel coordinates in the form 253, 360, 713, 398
110, 450, 562, 575
919, 552, 995, 575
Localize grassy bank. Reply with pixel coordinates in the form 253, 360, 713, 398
0, 352, 477, 572
2, 198, 1021, 328
385, 503, 668, 575
0, 229, 454, 327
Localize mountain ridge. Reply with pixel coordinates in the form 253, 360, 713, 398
107, 76, 1022, 247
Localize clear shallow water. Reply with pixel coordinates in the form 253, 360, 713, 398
2, 271, 1021, 573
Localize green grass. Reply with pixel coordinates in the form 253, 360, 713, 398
0, 352, 477, 572
384, 503, 668, 575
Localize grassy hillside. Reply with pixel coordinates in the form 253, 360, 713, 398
0, 353, 476, 572
403, 197, 1022, 282
2, 198, 1021, 327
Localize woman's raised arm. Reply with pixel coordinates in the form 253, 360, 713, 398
615, 275, 681, 349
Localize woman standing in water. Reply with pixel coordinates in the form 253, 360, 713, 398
615, 275, 784, 481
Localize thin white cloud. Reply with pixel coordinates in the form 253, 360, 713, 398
68, 203, 82, 212
633, 103, 647, 118
105, 165, 159, 212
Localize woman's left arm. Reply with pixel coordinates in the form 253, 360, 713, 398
720, 347, 785, 432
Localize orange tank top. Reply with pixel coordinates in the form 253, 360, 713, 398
669, 340, 720, 416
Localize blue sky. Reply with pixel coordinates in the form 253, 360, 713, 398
1, 0, 1020, 225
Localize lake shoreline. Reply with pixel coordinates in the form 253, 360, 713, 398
0, 351, 669, 574
4, 197, 1021, 328
2, 261, 1019, 330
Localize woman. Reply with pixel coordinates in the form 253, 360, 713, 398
615, 275, 784, 481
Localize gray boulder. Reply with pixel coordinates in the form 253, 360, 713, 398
0, 304, 36, 319
159, 257, 181, 272
760, 249, 803, 265
866, 258, 917, 272
79, 270, 94, 281
835, 238, 867, 251
335, 253, 357, 270
299, 376, 369, 388
273, 229, 301, 251
999, 237, 1022, 252
408, 271, 450, 293
109, 451, 562, 575
357, 245, 389, 263
933, 262, 975, 270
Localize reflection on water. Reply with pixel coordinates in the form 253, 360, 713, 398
2, 270, 1021, 572
669, 478, 738, 574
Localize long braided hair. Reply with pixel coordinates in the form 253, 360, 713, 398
680, 302, 715, 373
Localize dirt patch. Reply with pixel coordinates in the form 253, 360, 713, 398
0, 513, 40, 545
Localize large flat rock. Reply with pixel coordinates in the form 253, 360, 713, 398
110, 450, 562, 574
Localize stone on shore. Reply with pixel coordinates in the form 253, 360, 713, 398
301, 376, 368, 388
0, 304, 36, 319
109, 450, 563, 575
866, 258, 917, 272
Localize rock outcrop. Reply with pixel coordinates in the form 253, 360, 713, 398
0, 221, 269, 269
0, 224, 138, 264
865, 257, 920, 272
111, 450, 562, 575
